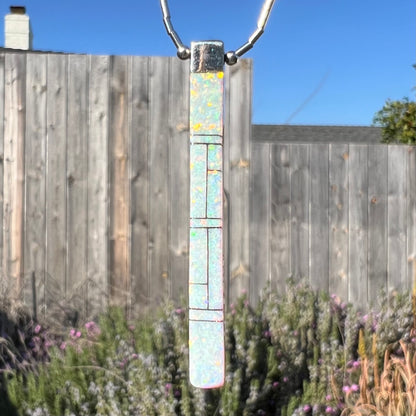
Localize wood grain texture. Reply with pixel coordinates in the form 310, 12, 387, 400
368, 145, 387, 304
328, 144, 349, 300
24, 53, 47, 312
227, 60, 251, 302
109, 56, 130, 308
408, 146, 416, 289
148, 57, 170, 303
169, 58, 189, 303
0, 54, 5, 284
3, 53, 26, 297
290, 144, 309, 281
309, 144, 329, 292
2, 51, 416, 315
130, 56, 150, 315
66, 54, 88, 314
250, 141, 270, 303
270, 144, 291, 290
348, 145, 368, 305
87, 55, 109, 316
45, 53, 67, 322
387, 146, 407, 292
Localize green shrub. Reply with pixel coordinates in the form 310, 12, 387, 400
3, 280, 415, 416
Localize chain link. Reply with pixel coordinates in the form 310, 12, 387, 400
159, 0, 276, 65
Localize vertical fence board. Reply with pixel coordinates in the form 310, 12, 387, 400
310, 144, 329, 292
87, 55, 109, 316
130, 56, 150, 314
108, 56, 130, 308
250, 141, 270, 303
148, 57, 170, 303
169, 58, 189, 304
388, 146, 408, 291
3, 53, 26, 297
348, 145, 368, 305
408, 146, 416, 287
290, 144, 309, 280
24, 54, 47, 313
270, 144, 291, 291
368, 145, 387, 303
223, 66, 230, 307
45, 54, 67, 324
329, 144, 349, 300
227, 61, 252, 301
0, 54, 4, 282
66, 54, 88, 315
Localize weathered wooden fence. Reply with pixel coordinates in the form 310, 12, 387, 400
250, 142, 416, 307
0, 51, 251, 323
0, 50, 415, 323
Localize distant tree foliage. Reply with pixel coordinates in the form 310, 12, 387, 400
373, 97, 416, 144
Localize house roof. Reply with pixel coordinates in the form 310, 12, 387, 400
0, 47, 78, 54
252, 124, 383, 144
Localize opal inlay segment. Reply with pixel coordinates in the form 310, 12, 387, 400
189, 321, 225, 388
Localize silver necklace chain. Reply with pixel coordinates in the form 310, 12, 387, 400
159, 0, 276, 65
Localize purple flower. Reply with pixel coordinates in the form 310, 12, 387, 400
60, 342, 67, 350
85, 321, 95, 330
272, 381, 279, 388
174, 389, 181, 398
164, 383, 172, 397
325, 394, 332, 401
283, 376, 289, 383
34, 324, 41, 334
175, 308, 183, 315
342, 385, 351, 393
263, 330, 271, 338
325, 406, 334, 414
70, 329, 76, 337
303, 404, 311, 412
351, 384, 359, 392
85, 321, 101, 337
352, 360, 360, 369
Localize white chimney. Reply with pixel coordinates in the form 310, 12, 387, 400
5, 6, 33, 50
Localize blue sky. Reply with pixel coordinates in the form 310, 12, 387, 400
1, 0, 414, 125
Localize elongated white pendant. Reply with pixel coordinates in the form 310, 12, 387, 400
189, 41, 225, 389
